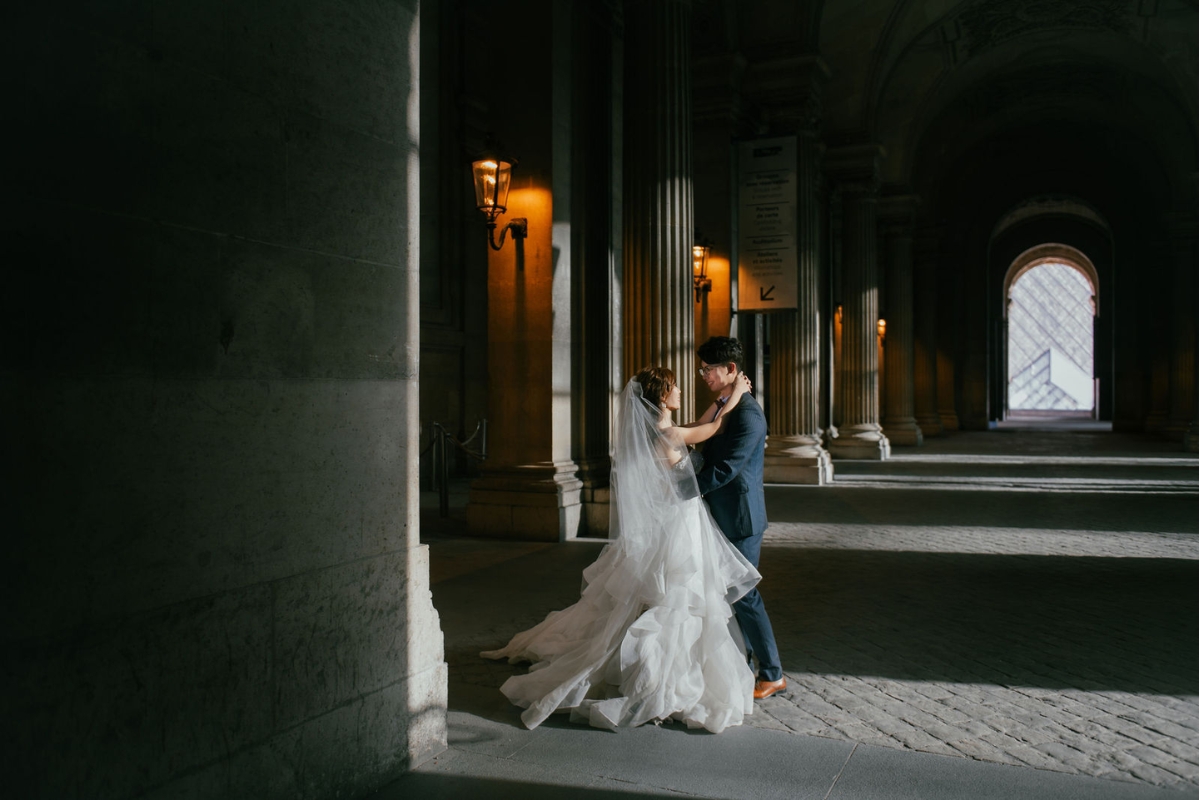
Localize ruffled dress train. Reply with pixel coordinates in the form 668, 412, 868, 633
480, 493, 760, 733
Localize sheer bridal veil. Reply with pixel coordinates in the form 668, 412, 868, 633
609, 378, 758, 605
480, 377, 760, 732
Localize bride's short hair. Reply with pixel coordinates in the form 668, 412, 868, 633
633, 366, 676, 405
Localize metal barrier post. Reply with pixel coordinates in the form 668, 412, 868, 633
426, 419, 487, 519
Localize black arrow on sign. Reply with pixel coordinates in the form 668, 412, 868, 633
760, 285, 776, 301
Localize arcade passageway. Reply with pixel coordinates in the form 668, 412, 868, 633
8, 2, 1196, 796
400, 429, 1198, 798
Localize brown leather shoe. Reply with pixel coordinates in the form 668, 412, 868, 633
753, 677, 787, 699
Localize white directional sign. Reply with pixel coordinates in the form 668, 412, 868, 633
737, 138, 798, 311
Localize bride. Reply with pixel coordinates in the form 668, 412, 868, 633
481, 366, 761, 733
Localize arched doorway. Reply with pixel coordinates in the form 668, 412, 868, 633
1002, 244, 1099, 419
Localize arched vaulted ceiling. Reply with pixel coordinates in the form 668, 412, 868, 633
865, 1, 1197, 196
696, 0, 1197, 209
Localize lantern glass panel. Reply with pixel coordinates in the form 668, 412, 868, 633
472, 159, 513, 216
692, 245, 709, 278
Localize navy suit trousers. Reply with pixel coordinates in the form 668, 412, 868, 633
727, 532, 782, 682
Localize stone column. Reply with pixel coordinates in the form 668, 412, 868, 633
467, 2, 583, 541
937, 351, 959, 431
826, 146, 890, 460
937, 253, 961, 432
1165, 212, 1198, 451
912, 226, 943, 436
1140, 228, 1172, 432
693, 50, 748, 415
623, 0, 695, 420
572, 1, 623, 537
879, 195, 923, 446
1143, 326, 1171, 432
741, 57, 833, 484
766, 295, 834, 482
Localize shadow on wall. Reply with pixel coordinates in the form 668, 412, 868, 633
4, 0, 445, 797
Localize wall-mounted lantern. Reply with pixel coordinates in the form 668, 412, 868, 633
877, 318, 887, 340
692, 241, 712, 303
471, 154, 527, 251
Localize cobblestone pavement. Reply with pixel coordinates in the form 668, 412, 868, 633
427, 430, 1199, 793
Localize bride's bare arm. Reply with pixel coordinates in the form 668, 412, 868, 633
675, 374, 751, 445
676, 419, 720, 446
680, 400, 720, 428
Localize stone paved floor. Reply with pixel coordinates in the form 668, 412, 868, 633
425, 429, 1198, 793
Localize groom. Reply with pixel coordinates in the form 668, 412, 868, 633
694, 336, 786, 700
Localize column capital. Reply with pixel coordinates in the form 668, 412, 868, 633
825, 143, 885, 195
877, 192, 920, 232
692, 51, 748, 129
742, 54, 830, 133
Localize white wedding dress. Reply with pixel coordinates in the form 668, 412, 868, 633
481, 380, 761, 733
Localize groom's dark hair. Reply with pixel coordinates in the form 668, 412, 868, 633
696, 336, 744, 372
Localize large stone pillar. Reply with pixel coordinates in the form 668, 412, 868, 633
937, 248, 961, 432
937, 351, 960, 431
7, 1, 445, 794
741, 57, 833, 484
912, 226, 943, 436
1143, 315, 1171, 433
693, 50, 748, 414
1164, 212, 1198, 451
826, 146, 890, 460
623, 0, 695, 420
467, 2, 582, 541
572, 2, 623, 537
879, 195, 924, 446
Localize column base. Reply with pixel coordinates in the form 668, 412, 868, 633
581, 487, 611, 538
763, 436, 833, 485
466, 461, 583, 541
821, 425, 839, 450
883, 418, 924, 446
576, 457, 612, 538
939, 411, 959, 432
915, 413, 943, 437
828, 426, 891, 460
1143, 412, 1170, 433
1163, 418, 1198, 451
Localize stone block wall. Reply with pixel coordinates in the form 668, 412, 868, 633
3, 1, 446, 797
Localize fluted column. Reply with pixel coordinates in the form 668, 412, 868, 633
734, 55, 835, 484
880, 196, 923, 446
937, 350, 959, 431
1164, 212, 1198, 451
826, 146, 889, 460
912, 226, 942, 436
762, 129, 833, 483
1143, 328, 1171, 432
466, 2, 584, 541
937, 251, 961, 432
692, 50, 748, 414
1141, 239, 1171, 432
623, 0, 694, 420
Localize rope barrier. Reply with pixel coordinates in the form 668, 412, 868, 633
429, 419, 487, 518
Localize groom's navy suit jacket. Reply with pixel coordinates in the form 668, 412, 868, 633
696, 394, 768, 541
